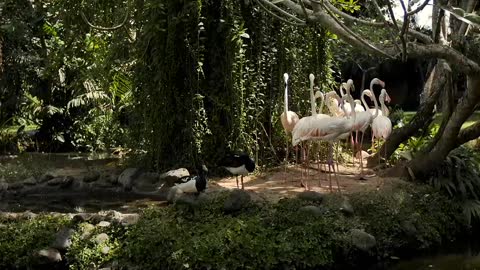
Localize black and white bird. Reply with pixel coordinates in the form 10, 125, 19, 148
218, 152, 255, 189
168, 164, 209, 202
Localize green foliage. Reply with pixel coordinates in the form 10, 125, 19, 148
0, 214, 70, 268
429, 146, 480, 225
350, 183, 465, 255
392, 123, 439, 162
0, 154, 53, 182
120, 186, 465, 269
66, 222, 125, 270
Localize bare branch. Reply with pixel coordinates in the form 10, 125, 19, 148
322, 0, 432, 44
458, 0, 479, 36
457, 121, 480, 146
257, 0, 306, 24
320, 1, 393, 58
407, 0, 430, 16
371, 0, 402, 54
256, 0, 306, 25
399, 0, 410, 61
408, 43, 480, 74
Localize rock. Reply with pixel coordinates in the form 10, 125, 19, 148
299, 205, 324, 217
36, 248, 62, 263
401, 220, 418, 237
118, 168, 142, 191
104, 210, 122, 221
224, 189, 251, 213
23, 210, 37, 219
340, 197, 354, 216
118, 213, 140, 226
298, 191, 324, 203
95, 233, 109, 244
38, 174, 54, 184
97, 221, 111, 227
102, 173, 119, 185
80, 223, 95, 240
350, 229, 376, 252
159, 168, 190, 187
23, 176, 37, 186
174, 193, 200, 208
72, 213, 89, 223
7, 182, 23, 190
83, 171, 100, 183
51, 228, 75, 250
133, 172, 161, 192
47, 176, 73, 188
101, 246, 110, 255
0, 180, 7, 192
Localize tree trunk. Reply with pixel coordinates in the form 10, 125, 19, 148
406, 74, 480, 179
367, 61, 448, 167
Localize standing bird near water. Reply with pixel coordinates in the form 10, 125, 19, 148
167, 164, 209, 202
280, 73, 300, 164
219, 152, 255, 190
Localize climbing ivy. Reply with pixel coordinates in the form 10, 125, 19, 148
130, 0, 336, 170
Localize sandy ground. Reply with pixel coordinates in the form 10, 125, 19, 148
208, 160, 402, 203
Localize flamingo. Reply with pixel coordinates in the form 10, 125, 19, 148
349, 88, 380, 178
371, 89, 392, 167
292, 94, 355, 192
280, 73, 300, 167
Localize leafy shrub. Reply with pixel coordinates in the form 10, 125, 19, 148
350, 183, 465, 256
66, 222, 126, 270
429, 146, 480, 224
0, 215, 70, 268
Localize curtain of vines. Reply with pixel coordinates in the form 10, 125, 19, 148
132, 0, 333, 171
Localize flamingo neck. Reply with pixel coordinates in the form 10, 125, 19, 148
310, 84, 316, 116
339, 84, 346, 97
371, 91, 380, 118
284, 83, 289, 114
379, 93, 387, 115
318, 93, 325, 114
360, 90, 369, 111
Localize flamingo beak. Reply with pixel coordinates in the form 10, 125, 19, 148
380, 80, 386, 88
386, 94, 391, 103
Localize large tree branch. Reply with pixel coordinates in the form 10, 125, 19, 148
322, 0, 433, 44
457, 121, 480, 146
458, 0, 477, 36
407, 43, 480, 74
273, 0, 392, 58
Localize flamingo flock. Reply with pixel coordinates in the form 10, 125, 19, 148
282, 73, 393, 193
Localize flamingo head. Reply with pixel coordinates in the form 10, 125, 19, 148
314, 90, 323, 99
283, 73, 289, 83
309, 73, 315, 84
347, 79, 355, 91
375, 78, 386, 88
381, 89, 391, 103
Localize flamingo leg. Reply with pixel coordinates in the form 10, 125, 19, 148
241, 175, 244, 190
236, 176, 239, 189
327, 142, 340, 193
359, 131, 366, 179
284, 136, 288, 183
351, 133, 355, 166
335, 142, 340, 173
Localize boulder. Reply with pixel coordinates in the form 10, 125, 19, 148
95, 233, 109, 244
340, 197, 354, 216
37, 174, 54, 184
299, 205, 324, 217
224, 189, 251, 213
159, 168, 190, 187
51, 227, 75, 251
118, 168, 142, 191
350, 229, 376, 252
298, 191, 324, 203
132, 172, 161, 192
47, 176, 73, 188
23, 176, 37, 186
83, 171, 101, 183
7, 182, 23, 190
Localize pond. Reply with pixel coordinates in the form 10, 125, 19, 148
366, 239, 480, 270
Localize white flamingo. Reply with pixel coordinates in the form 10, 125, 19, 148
280, 73, 300, 166
371, 89, 392, 166
292, 94, 355, 192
